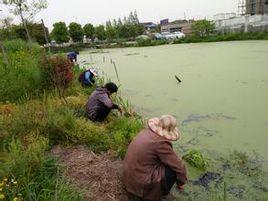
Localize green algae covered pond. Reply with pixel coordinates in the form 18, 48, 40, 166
80, 41, 268, 200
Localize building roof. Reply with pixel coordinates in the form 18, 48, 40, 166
170, 20, 188, 25
140, 22, 156, 26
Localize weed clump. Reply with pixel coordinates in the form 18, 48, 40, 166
183, 150, 209, 170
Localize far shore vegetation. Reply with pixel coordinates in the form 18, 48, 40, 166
1, 9, 268, 53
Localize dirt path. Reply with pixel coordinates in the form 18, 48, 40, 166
51, 145, 128, 201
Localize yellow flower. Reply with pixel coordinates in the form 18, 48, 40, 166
0, 193, 5, 200
13, 197, 18, 201
13, 181, 18, 185
3, 178, 8, 182
0, 188, 2, 192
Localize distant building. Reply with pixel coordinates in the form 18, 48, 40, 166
214, 14, 268, 33
213, 13, 237, 21
140, 22, 157, 31
160, 19, 194, 36
160, 19, 169, 26
246, 0, 268, 15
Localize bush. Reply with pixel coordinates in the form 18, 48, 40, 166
136, 38, 154, 47
3, 39, 41, 55
40, 54, 74, 100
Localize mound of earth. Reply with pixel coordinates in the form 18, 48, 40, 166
51, 145, 128, 201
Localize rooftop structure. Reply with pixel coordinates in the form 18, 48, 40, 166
160, 19, 194, 36
140, 22, 157, 31
238, 0, 268, 15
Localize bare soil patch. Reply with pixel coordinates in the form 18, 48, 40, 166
51, 145, 128, 201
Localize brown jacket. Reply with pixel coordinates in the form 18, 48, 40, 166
123, 128, 187, 201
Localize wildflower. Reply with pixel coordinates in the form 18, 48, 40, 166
3, 178, 8, 182
0, 193, 5, 200
13, 181, 18, 185
13, 197, 18, 201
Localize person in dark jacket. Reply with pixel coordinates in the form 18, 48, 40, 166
86, 82, 121, 122
78, 68, 97, 87
123, 115, 187, 201
67, 51, 79, 63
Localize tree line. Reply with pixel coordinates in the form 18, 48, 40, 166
0, 8, 145, 45
50, 11, 145, 43
0, 0, 217, 46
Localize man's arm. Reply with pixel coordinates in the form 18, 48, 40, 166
157, 142, 187, 185
98, 94, 115, 108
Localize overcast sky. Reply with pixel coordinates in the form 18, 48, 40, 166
1, 0, 238, 30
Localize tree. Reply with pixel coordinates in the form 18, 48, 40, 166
192, 20, 215, 37
0, 17, 14, 39
106, 26, 118, 40
106, 19, 112, 27
133, 10, 139, 24
2, 0, 48, 42
51, 22, 69, 43
68, 22, 83, 42
95, 25, 106, 41
117, 18, 123, 27
83, 23, 94, 40
29, 23, 49, 44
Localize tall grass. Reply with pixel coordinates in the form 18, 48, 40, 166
0, 40, 43, 103
0, 136, 82, 201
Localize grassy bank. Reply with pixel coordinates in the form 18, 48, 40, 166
0, 39, 143, 200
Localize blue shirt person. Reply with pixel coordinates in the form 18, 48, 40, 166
78, 68, 97, 87
67, 51, 79, 63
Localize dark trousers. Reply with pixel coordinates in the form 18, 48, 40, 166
127, 166, 176, 200
88, 106, 112, 122
162, 166, 177, 195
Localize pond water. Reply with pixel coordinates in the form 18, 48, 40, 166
80, 41, 268, 199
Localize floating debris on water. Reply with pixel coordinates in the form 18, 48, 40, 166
253, 181, 268, 192
145, 94, 152, 98
125, 53, 140, 56
227, 185, 245, 199
191, 172, 223, 189
181, 113, 236, 126
175, 75, 182, 83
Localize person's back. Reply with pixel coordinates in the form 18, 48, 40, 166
123, 129, 168, 197
79, 69, 96, 87
86, 82, 120, 122
123, 115, 187, 201
67, 51, 79, 62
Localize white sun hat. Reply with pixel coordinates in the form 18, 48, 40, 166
148, 115, 181, 141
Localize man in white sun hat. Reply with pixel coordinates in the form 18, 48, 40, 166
123, 115, 187, 201
78, 67, 98, 87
